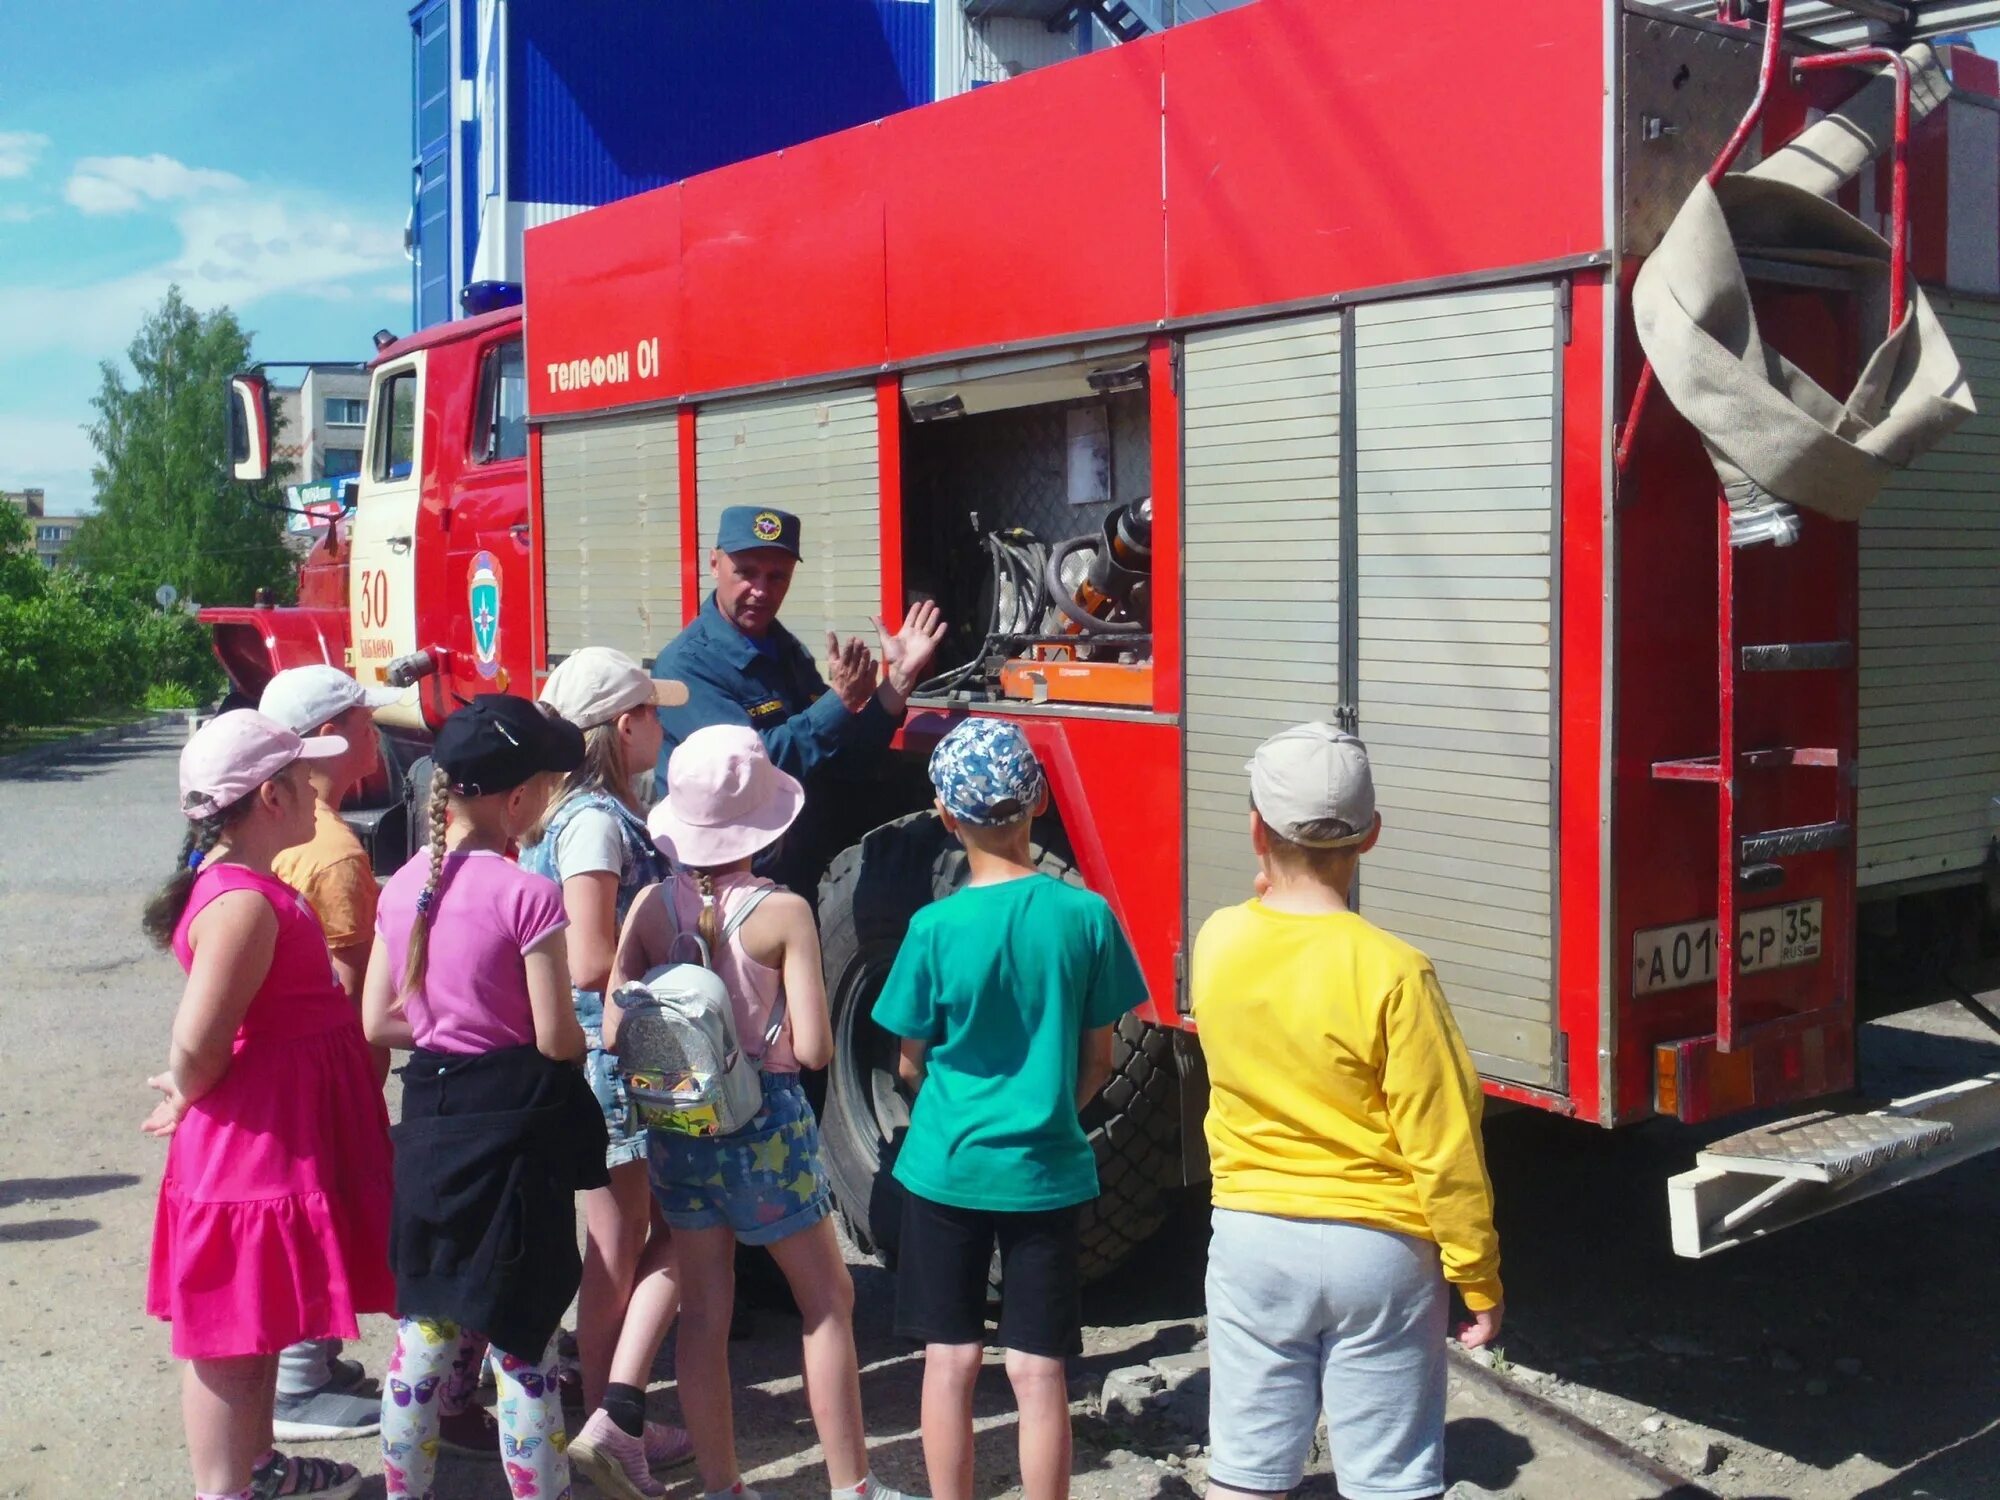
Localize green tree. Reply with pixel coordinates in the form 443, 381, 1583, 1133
0, 493, 45, 601
69, 285, 297, 607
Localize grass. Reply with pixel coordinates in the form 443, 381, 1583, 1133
143, 681, 201, 712
0, 704, 166, 758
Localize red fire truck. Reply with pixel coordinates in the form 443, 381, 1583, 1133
222, 0, 2000, 1265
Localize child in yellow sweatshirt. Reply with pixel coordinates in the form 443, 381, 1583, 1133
1191, 723, 1502, 1500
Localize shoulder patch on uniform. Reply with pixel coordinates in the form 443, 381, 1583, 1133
748, 697, 787, 721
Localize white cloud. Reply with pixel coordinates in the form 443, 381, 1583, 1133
0, 131, 50, 180
0, 204, 46, 224
0, 412, 99, 516
64, 153, 245, 216
2, 157, 405, 360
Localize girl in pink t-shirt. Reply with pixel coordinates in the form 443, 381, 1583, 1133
141, 710, 395, 1500
362, 695, 600, 1500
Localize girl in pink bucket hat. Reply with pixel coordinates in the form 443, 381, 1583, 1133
140, 711, 396, 1500
607, 725, 918, 1500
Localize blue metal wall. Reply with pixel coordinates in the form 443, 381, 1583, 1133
412, 0, 454, 329
507, 0, 933, 210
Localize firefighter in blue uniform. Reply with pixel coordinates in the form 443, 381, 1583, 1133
652, 505, 947, 893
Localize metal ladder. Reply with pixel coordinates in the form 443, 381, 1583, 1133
1058, 0, 1155, 42
1619, 0, 1915, 1054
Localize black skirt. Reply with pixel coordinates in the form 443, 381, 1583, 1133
390, 1045, 610, 1361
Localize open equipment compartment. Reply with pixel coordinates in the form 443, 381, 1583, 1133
898, 342, 1158, 713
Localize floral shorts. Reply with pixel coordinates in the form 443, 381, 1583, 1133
646, 1072, 831, 1246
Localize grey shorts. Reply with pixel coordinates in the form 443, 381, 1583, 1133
1206, 1208, 1448, 1499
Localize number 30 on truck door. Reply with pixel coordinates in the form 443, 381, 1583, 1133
358, 569, 389, 630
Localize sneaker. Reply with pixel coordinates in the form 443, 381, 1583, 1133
842, 1480, 923, 1500
270, 1383, 380, 1442
570, 1410, 667, 1499
324, 1355, 371, 1394
250, 1450, 362, 1500
436, 1403, 501, 1460
643, 1420, 696, 1470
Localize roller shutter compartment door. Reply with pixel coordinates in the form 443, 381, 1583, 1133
695, 388, 881, 648
1352, 284, 1560, 1090
1858, 295, 2000, 888
1181, 310, 1344, 938
541, 411, 682, 665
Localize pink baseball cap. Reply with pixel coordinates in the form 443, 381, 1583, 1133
647, 724, 804, 868
179, 709, 347, 820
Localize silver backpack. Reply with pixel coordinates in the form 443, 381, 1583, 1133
611, 885, 783, 1138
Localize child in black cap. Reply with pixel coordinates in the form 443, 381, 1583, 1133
361, 695, 609, 1500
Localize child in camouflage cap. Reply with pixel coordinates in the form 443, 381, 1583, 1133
873, 716, 1147, 1500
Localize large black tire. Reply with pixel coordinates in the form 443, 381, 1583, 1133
816, 811, 1183, 1281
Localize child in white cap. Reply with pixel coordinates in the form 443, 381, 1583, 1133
522, 647, 695, 1494
607, 724, 918, 1500
872, 716, 1143, 1500
255, 665, 404, 1446
1192, 724, 1502, 1500
139, 710, 396, 1500
257, 666, 404, 1023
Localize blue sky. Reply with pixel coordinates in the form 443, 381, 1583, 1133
0, 4, 410, 515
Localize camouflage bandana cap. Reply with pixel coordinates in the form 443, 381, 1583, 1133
929, 716, 1046, 827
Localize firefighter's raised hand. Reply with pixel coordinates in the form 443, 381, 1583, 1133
826, 632, 880, 714
876, 600, 949, 701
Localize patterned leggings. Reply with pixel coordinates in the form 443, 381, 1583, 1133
381, 1317, 570, 1500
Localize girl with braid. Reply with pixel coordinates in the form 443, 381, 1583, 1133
609, 726, 914, 1500
141, 711, 395, 1500
362, 695, 607, 1500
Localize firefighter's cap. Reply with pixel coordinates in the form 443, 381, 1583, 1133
539, 646, 689, 731
1247, 722, 1378, 849
715, 505, 803, 559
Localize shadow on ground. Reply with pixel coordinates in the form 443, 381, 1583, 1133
0, 726, 183, 783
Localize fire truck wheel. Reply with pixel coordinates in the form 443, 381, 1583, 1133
816, 810, 1183, 1282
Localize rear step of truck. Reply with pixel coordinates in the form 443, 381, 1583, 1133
1668, 1074, 2000, 1256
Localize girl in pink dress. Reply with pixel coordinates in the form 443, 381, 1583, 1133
141, 710, 396, 1500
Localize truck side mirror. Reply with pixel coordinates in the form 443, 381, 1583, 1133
228, 372, 271, 483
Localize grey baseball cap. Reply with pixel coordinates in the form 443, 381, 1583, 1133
1247, 722, 1377, 848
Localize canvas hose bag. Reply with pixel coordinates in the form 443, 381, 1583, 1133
612, 884, 784, 1137
1632, 42, 1975, 525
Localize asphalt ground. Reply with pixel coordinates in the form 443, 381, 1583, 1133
3, 723, 1994, 1499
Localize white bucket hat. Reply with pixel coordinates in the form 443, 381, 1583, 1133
648, 725, 804, 868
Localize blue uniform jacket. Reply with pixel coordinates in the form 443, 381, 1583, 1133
652, 594, 896, 796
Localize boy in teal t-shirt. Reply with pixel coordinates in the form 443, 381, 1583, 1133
873, 716, 1144, 1500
